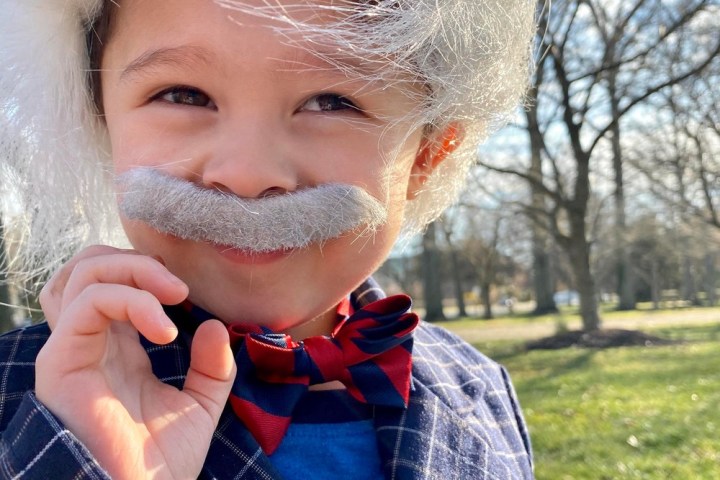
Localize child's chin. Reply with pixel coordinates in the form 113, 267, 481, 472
210, 243, 296, 265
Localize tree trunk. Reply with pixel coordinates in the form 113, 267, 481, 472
480, 282, 493, 320
609, 70, 635, 311
421, 222, 446, 322
440, 225, 467, 318
612, 142, 637, 310
704, 253, 716, 306
0, 216, 17, 333
681, 254, 699, 306
650, 258, 660, 310
616, 248, 636, 310
568, 239, 601, 331
448, 248, 467, 318
532, 232, 557, 315
567, 206, 601, 331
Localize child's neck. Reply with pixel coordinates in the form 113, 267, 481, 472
284, 306, 339, 340
286, 305, 348, 392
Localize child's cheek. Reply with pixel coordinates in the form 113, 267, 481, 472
106, 115, 198, 174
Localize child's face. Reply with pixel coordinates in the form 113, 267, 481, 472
100, 0, 428, 335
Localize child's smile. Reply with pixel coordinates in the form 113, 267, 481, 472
100, 0, 428, 337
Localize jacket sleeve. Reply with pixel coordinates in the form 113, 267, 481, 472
0, 393, 110, 480
0, 325, 109, 480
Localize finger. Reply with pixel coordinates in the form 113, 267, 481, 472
40, 245, 139, 330
52, 284, 178, 355
60, 253, 188, 313
183, 320, 236, 423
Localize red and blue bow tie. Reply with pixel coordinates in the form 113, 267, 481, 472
173, 295, 419, 454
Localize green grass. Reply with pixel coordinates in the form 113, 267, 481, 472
469, 324, 720, 479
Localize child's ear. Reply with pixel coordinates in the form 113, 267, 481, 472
407, 123, 463, 200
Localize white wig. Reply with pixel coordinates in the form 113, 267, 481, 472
0, 0, 536, 282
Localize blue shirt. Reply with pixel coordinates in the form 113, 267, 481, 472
270, 390, 383, 479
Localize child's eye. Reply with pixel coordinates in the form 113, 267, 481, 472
299, 94, 361, 113
152, 86, 215, 109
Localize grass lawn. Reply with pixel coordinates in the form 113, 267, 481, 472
456, 320, 720, 479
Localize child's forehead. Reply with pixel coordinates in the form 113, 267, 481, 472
110, 0, 388, 78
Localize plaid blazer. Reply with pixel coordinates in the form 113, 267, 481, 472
0, 287, 533, 479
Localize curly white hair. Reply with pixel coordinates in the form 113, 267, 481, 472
0, 0, 536, 282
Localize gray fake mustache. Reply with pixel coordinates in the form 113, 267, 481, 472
116, 168, 388, 252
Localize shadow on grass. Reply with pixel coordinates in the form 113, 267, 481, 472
526, 329, 679, 350
498, 325, 719, 389
514, 350, 598, 395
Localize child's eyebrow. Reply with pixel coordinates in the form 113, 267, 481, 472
117, 44, 384, 86
119, 45, 218, 84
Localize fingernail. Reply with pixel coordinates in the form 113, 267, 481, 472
158, 314, 179, 336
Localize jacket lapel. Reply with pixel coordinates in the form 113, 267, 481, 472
374, 380, 482, 480
201, 409, 282, 480
374, 323, 534, 480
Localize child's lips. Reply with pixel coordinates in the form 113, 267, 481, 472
211, 244, 294, 265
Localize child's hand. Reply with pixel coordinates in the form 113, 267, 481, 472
36, 246, 236, 480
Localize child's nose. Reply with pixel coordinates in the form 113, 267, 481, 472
200, 120, 299, 199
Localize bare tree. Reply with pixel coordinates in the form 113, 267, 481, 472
525, 59, 558, 315
627, 27, 719, 304
462, 218, 503, 320
451, 202, 525, 320
438, 215, 468, 318
631, 70, 720, 230
478, 0, 720, 331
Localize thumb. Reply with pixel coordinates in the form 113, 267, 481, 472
183, 320, 236, 424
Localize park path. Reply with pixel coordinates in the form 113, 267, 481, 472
443, 308, 720, 343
